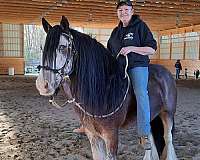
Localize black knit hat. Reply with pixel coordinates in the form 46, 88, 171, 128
116, 0, 133, 9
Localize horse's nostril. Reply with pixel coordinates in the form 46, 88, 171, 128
44, 81, 48, 89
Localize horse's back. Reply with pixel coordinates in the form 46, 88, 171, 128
149, 64, 174, 82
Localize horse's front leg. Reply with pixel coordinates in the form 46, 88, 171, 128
160, 112, 177, 160
102, 129, 118, 160
85, 129, 107, 160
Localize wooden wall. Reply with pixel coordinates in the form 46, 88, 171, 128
150, 59, 200, 76
0, 23, 200, 76
0, 57, 24, 75
1, 57, 198, 76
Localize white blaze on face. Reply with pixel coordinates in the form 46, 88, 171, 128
55, 35, 69, 70
36, 35, 69, 96
36, 69, 59, 96
56, 34, 74, 75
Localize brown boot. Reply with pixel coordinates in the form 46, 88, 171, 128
139, 136, 151, 150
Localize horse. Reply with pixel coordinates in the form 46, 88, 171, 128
36, 16, 177, 160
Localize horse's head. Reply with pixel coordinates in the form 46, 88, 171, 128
36, 16, 75, 96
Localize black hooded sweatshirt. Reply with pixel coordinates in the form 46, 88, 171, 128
107, 15, 157, 69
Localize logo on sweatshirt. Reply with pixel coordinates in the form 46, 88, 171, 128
124, 32, 134, 40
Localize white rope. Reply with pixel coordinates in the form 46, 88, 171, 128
49, 55, 130, 118
49, 97, 75, 109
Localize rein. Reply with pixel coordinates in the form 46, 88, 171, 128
49, 95, 75, 109
50, 55, 130, 118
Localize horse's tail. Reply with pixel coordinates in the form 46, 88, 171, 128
151, 115, 165, 157
152, 115, 176, 157
172, 116, 175, 137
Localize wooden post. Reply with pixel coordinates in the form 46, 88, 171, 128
199, 33, 200, 60
169, 33, 172, 60
20, 24, 24, 58
157, 32, 160, 59
0, 23, 3, 56
183, 30, 186, 60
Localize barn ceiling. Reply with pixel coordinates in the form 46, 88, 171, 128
0, 0, 200, 31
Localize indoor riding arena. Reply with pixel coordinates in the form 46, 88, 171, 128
0, 0, 200, 160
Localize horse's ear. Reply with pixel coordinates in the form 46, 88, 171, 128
60, 16, 69, 31
42, 18, 52, 33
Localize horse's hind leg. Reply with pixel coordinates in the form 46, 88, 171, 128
160, 112, 177, 160
86, 130, 107, 160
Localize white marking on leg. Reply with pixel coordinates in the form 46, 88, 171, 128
160, 113, 177, 160
87, 131, 107, 160
165, 129, 177, 160
106, 153, 117, 160
143, 133, 159, 160
103, 133, 118, 160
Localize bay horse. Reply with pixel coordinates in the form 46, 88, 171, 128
36, 16, 177, 160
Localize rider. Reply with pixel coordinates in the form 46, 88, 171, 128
107, 0, 157, 150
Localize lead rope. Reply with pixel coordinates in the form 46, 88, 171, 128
49, 55, 130, 118
116, 54, 129, 79
49, 96, 75, 109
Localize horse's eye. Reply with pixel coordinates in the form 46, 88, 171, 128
59, 45, 67, 54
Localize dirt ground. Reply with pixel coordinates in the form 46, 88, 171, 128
0, 76, 199, 160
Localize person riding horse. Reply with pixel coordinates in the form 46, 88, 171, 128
107, 0, 157, 150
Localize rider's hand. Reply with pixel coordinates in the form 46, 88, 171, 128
119, 46, 133, 56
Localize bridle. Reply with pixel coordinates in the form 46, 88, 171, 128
37, 31, 78, 107
37, 31, 77, 78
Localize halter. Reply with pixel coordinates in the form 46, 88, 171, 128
37, 31, 78, 103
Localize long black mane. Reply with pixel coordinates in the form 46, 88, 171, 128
43, 25, 63, 66
70, 29, 128, 116
43, 25, 128, 116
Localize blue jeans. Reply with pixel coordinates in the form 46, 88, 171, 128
128, 67, 151, 137
176, 68, 180, 79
